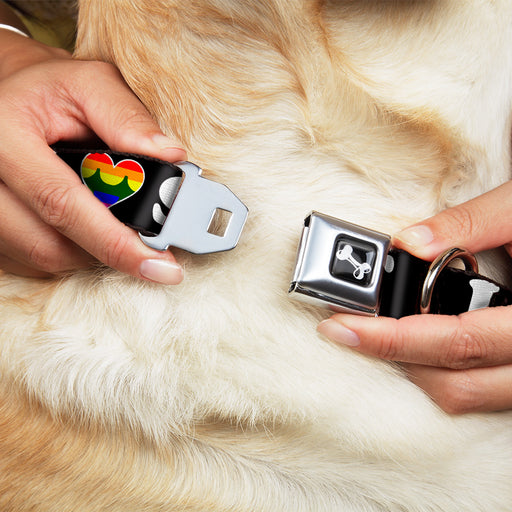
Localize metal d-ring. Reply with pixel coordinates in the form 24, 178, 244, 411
420, 247, 478, 314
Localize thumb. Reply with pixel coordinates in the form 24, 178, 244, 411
72, 61, 187, 162
393, 181, 512, 260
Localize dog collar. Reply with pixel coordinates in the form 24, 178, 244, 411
56, 148, 248, 254
289, 211, 512, 318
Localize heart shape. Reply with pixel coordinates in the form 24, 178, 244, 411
81, 153, 145, 207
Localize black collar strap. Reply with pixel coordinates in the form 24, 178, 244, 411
55, 148, 248, 254
289, 211, 512, 318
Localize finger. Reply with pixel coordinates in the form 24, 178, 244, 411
0, 139, 184, 284
0, 59, 184, 283
317, 307, 512, 369
392, 180, 512, 260
0, 182, 93, 272
404, 363, 512, 414
0, 254, 53, 278
61, 61, 187, 162
1, 59, 186, 161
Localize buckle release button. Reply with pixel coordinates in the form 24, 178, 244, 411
331, 237, 377, 286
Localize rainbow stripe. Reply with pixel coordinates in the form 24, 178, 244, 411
82, 153, 144, 191
81, 153, 145, 208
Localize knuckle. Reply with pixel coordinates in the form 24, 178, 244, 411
374, 323, 403, 360
114, 103, 153, 131
33, 183, 79, 232
436, 371, 483, 414
101, 232, 131, 271
28, 238, 65, 274
442, 318, 487, 369
442, 203, 477, 241
375, 337, 398, 360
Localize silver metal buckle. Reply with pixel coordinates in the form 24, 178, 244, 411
420, 247, 478, 314
289, 212, 391, 316
140, 162, 248, 254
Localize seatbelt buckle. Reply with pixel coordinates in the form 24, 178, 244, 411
289, 212, 391, 316
289, 211, 508, 318
140, 161, 248, 254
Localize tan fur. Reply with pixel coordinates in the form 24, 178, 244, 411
1, 0, 512, 510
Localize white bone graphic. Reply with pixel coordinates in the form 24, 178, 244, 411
336, 244, 372, 280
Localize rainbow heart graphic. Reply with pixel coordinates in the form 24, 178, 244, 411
80, 153, 145, 207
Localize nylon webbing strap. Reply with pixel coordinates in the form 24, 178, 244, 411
55, 147, 249, 254
380, 249, 512, 318
56, 148, 183, 236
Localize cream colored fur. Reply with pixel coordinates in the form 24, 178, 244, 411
1, 1, 512, 510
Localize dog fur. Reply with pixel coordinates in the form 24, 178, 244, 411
1, 0, 512, 510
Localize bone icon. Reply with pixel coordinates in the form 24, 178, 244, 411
336, 244, 372, 280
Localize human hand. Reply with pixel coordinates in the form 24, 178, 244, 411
318, 180, 512, 414
0, 30, 187, 282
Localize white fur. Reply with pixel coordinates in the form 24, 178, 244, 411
1, 0, 512, 510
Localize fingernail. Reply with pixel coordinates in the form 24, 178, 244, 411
317, 319, 360, 347
151, 134, 187, 160
395, 225, 434, 249
139, 259, 184, 285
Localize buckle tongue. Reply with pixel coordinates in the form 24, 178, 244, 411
140, 162, 248, 254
